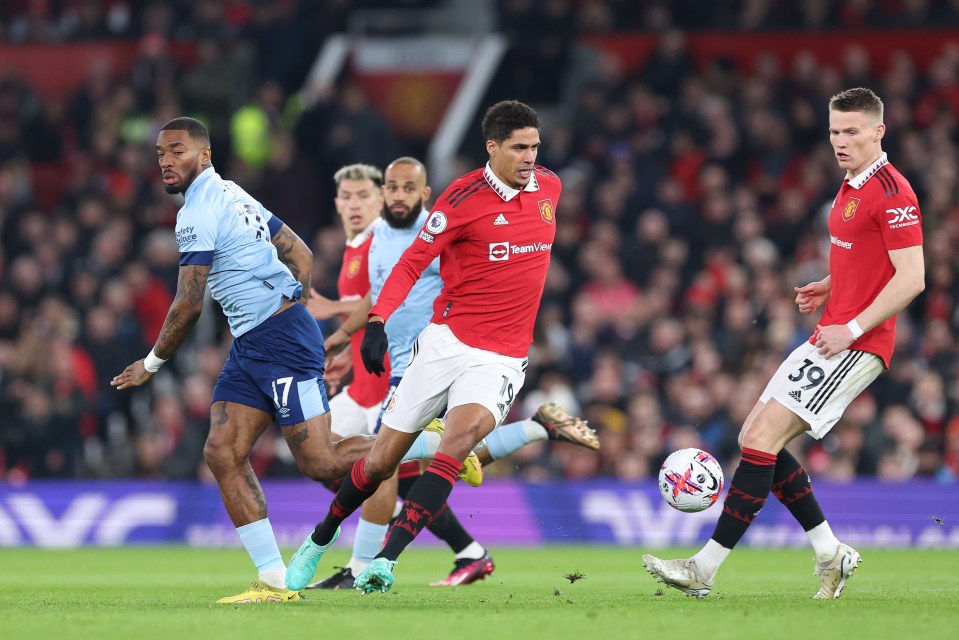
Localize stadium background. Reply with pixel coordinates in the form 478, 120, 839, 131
0, 0, 957, 548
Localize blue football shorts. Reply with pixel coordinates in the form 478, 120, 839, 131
213, 303, 329, 426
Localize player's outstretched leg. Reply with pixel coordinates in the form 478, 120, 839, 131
480, 403, 599, 464
532, 402, 600, 450
355, 557, 397, 594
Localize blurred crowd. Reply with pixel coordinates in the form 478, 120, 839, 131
1, 0, 958, 485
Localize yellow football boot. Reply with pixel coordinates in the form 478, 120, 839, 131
215, 580, 301, 604
424, 419, 484, 487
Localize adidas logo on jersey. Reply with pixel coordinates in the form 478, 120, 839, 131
493, 213, 509, 226
788, 390, 802, 402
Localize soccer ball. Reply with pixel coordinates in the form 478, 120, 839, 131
658, 448, 724, 513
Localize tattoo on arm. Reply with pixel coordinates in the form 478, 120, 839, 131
271, 224, 312, 303
210, 402, 228, 427
244, 468, 268, 519
287, 426, 310, 452
154, 264, 209, 359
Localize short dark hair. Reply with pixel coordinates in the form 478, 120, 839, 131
829, 88, 883, 120
160, 117, 211, 145
481, 100, 540, 144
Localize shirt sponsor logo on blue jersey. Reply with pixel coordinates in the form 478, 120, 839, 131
175, 226, 197, 246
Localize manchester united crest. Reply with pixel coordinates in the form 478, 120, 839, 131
538, 198, 555, 224
842, 197, 860, 222
346, 255, 362, 278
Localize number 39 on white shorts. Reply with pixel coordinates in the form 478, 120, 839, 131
760, 342, 883, 439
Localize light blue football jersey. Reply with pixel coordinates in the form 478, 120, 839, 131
174, 167, 301, 337
368, 209, 442, 378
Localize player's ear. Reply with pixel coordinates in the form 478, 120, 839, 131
201, 146, 212, 166
874, 122, 885, 143
486, 139, 498, 158
422, 185, 432, 201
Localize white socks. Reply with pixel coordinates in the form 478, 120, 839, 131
691, 521, 841, 580
807, 521, 842, 561
692, 539, 731, 580
455, 541, 485, 561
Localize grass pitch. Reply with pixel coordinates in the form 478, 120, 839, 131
1, 546, 956, 640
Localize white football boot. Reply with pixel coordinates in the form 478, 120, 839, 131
812, 542, 862, 600
642, 554, 713, 598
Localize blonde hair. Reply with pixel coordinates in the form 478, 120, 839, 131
333, 164, 383, 188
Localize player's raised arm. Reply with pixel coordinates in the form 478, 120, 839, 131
270, 222, 313, 304
361, 210, 454, 376
111, 263, 210, 389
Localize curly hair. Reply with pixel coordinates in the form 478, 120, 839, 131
481, 100, 540, 144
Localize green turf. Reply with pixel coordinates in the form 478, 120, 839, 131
1, 546, 956, 640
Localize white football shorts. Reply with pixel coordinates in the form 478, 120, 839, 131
381, 323, 527, 434
760, 341, 883, 439
328, 386, 383, 437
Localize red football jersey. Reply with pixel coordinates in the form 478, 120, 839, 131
813, 155, 923, 367
338, 220, 390, 407
371, 164, 562, 357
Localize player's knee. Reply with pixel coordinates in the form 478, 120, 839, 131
203, 438, 240, 475
739, 414, 776, 452
441, 422, 485, 459
362, 455, 396, 483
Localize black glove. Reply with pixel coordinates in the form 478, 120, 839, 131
359, 321, 388, 376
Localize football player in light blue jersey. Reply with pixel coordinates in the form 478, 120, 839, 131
304, 158, 600, 591
112, 119, 437, 605
368, 206, 440, 381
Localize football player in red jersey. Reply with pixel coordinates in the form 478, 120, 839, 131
643, 87, 925, 600
307, 164, 390, 435
286, 100, 564, 593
